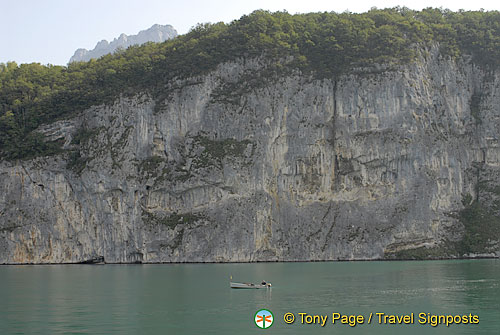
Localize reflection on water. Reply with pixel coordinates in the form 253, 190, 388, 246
0, 260, 499, 334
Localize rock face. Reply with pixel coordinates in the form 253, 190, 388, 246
1, 47, 500, 263
69, 24, 177, 63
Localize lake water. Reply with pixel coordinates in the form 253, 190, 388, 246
0, 260, 499, 334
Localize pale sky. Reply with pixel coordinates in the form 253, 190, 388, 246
1, 0, 498, 65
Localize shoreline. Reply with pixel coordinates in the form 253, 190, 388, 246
1, 255, 498, 266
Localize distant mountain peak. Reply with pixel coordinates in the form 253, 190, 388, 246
69, 24, 177, 63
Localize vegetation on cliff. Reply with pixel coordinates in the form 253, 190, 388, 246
1, 7, 500, 159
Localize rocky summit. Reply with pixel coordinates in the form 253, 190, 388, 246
69, 24, 177, 63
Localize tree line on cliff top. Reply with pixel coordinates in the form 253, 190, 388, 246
1, 7, 499, 160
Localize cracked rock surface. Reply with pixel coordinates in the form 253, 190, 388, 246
1, 48, 500, 263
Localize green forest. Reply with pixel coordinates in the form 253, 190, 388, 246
1, 8, 499, 160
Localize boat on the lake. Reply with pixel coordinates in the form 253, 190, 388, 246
230, 280, 272, 289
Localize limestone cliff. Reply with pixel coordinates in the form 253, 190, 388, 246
1, 46, 499, 263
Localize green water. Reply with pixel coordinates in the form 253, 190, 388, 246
0, 260, 499, 334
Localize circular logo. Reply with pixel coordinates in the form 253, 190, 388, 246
254, 309, 274, 329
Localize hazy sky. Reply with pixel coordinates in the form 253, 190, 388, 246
1, 0, 498, 65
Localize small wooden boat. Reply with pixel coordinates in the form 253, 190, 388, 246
230, 282, 272, 289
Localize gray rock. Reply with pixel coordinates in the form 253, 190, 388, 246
1, 46, 499, 263
69, 24, 177, 63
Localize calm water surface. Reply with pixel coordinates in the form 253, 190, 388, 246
0, 259, 499, 334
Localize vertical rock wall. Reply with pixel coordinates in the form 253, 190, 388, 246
1, 48, 499, 263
